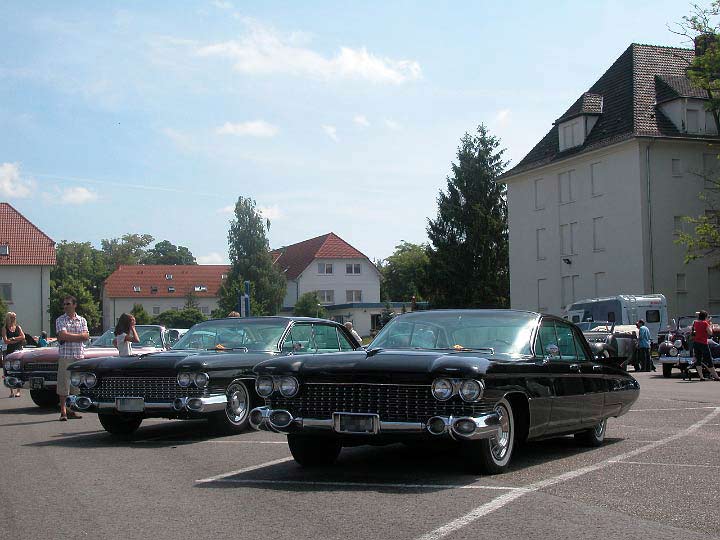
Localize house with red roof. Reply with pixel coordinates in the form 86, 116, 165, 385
102, 264, 230, 330
272, 232, 381, 337
0, 203, 56, 336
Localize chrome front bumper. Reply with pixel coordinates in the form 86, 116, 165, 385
66, 394, 228, 414
3, 375, 57, 389
249, 406, 502, 441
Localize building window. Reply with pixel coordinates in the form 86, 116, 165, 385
558, 170, 574, 204
346, 290, 362, 302
165, 274, 173, 280
534, 178, 545, 210
150, 286, 158, 293
706, 111, 717, 135
590, 162, 603, 197
687, 108, 699, 133
674, 215, 689, 236
168, 286, 175, 293
221, 273, 228, 280
593, 272, 605, 297
194, 285, 207, 292
676, 273, 687, 292
560, 222, 579, 255
0, 283, 11, 302
703, 153, 719, 189
318, 263, 333, 274
671, 158, 683, 177
346, 263, 361, 274
563, 124, 574, 148
536, 228, 546, 260
153, 306, 160, 315
592, 217, 605, 252
133, 286, 141, 292
201, 306, 209, 314
317, 290, 334, 304
0, 245, 8, 256
537, 278, 547, 312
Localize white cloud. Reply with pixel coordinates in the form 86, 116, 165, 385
197, 252, 228, 264
353, 115, 370, 127
322, 125, 338, 141
195, 21, 421, 84
384, 119, 401, 130
494, 108, 511, 126
0, 162, 33, 198
216, 120, 278, 137
259, 205, 282, 221
217, 205, 235, 214
212, 0, 233, 9
58, 186, 98, 205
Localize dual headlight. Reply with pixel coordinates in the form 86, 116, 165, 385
70, 372, 98, 388
3, 360, 11, 371
431, 378, 485, 402
255, 376, 299, 398
11, 360, 21, 371
177, 372, 209, 388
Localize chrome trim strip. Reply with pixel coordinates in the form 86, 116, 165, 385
300, 382, 432, 387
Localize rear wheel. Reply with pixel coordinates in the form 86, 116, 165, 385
574, 418, 607, 447
208, 381, 252, 435
287, 434, 341, 467
662, 363, 673, 378
98, 413, 142, 438
461, 397, 515, 475
30, 389, 59, 409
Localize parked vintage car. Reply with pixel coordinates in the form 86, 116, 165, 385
581, 323, 640, 370
66, 317, 359, 437
250, 310, 640, 474
3, 325, 172, 408
658, 315, 720, 377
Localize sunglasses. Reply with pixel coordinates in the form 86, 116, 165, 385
63, 303, 74, 306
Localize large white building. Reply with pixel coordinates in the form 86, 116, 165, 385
0, 203, 55, 337
501, 43, 720, 318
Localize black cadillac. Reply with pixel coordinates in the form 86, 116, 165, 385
66, 317, 359, 437
250, 310, 640, 474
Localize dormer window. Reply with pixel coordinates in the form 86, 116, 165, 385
194, 285, 207, 292
555, 93, 603, 151
0, 245, 8, 256
150, 286, 158, 293
133, 286, 141, 293
168, 286, 175, 293
165, 274, 173, 280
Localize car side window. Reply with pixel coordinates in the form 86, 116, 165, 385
314, 324, 340, 352
338, 329, 355, 351
571, 328, 592, 362
555, 323, 578, 361
536, 320, 559, 358
282, 324, 314, 354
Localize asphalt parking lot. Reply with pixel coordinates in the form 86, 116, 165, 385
1, 371, 718, 540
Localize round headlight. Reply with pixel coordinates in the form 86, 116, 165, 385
669, 347, 679, 357
12, 360, 21, 370
459, 379, 484, 402
431, 378, 453, 401
177, 373, 192, 387
3, 361, 10, 371
279, 376, 299, 397
194, 372, 209, 388
673, 339, 683, 348
256, 376, 274, 398
70, 372, 82, 387
84, 373, 97, 388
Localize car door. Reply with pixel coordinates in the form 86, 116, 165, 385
573, 326, 606, 427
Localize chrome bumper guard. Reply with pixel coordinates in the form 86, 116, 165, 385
249, 406, 501, 441
66, 394, 227, 414
3, 376, 23, 389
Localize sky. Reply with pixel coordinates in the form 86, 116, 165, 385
0, 0, 695, 264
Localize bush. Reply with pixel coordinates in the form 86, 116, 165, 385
294, 292, 328, 318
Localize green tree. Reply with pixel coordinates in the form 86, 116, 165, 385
184, 292, 199, 310
154, 307, 206, 329
131, 303, 153, 325
217, 197, 286, 315
52, 241, 109, 303
426, 125, 509, 308
48, 276, 102, 334
141, 240, 197, 265
379, 241, 429, 302
101, 233, 154, 270
293, 292, 328, 318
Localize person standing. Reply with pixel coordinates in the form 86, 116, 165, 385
38, 331, 48, 347
2, 312, 25, 397
691, 310, 720, 381
344, 321, 363, 347
635, 319, 654, 372
113, 313, 139, 356
56, 295, 89, 420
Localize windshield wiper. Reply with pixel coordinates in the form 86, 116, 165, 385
205, 346, 249, 352
437, 347, 495, 354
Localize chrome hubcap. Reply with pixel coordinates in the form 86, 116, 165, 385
490, 404, 511, 461
226, 383, 248, 424
594, 419, 606, 438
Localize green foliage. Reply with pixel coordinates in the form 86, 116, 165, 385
378, 302, 395, 328
293, 292, 328, 318
48, 276, 102, 334
425, 124, 509, 308
141, 240, 197, 265
101, 233, 154, 270
184, 292, 199, 310
379, 241, 429, 302
218, 196, 287, 316
52, 241, 109, 303
154, 308, 206, 329
130, 303, 153, 325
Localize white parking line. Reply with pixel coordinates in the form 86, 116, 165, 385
415, 407, 720, 540
628, 406, 717, 412
610, 460, 720, 469
209, 478, 529, 491
133, 439, 287, 445
195, 457, 294, 484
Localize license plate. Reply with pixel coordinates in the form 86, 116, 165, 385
30, 377, 44, 389
116, 398, 144, 413
679, 350, 692, 357
333, 413, 379, 434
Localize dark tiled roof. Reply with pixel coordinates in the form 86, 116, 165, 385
271, 232, 371, 280
556, 93, 604, 123
0, 203, 56, 265
502, 44, 712, 179
655, 74, 709, 103
104, 264, 230, 298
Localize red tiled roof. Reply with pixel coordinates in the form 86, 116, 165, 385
104, 264, 230, 298
0, 203, 56, 266
272, 232, 371, 280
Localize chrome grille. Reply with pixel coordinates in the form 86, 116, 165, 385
25, 363, 57, 372
269, 383, 494, 423
90, 377, 206, 401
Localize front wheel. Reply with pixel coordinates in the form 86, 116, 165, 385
30, 389, 59, 408
287, 434, 341, 467
98, 413, 142, 438
461, 397, 515, 475
208, 381, 252, 435
574, 418, 607, 447
662, 363, 673, 378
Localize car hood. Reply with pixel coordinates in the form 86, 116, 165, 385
254, 349, 507, 384
14, 345, 162, 366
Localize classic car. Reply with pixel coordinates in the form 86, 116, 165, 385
250, 310, 640, 474
658, 315, 720, 377
3, 325, 173, 408
580, 323, 640, 370
66, 317, 359, 437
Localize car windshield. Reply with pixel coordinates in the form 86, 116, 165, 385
89, 326, 164, 349
171, 318, 288, 351
370, 311, 537, 355
676, 315, 720, 331
89, 330, 116, 348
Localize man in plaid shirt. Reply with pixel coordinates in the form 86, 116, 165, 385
55, 295, 89, 421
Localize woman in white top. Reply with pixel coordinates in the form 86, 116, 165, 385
113, 313, 140, 356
